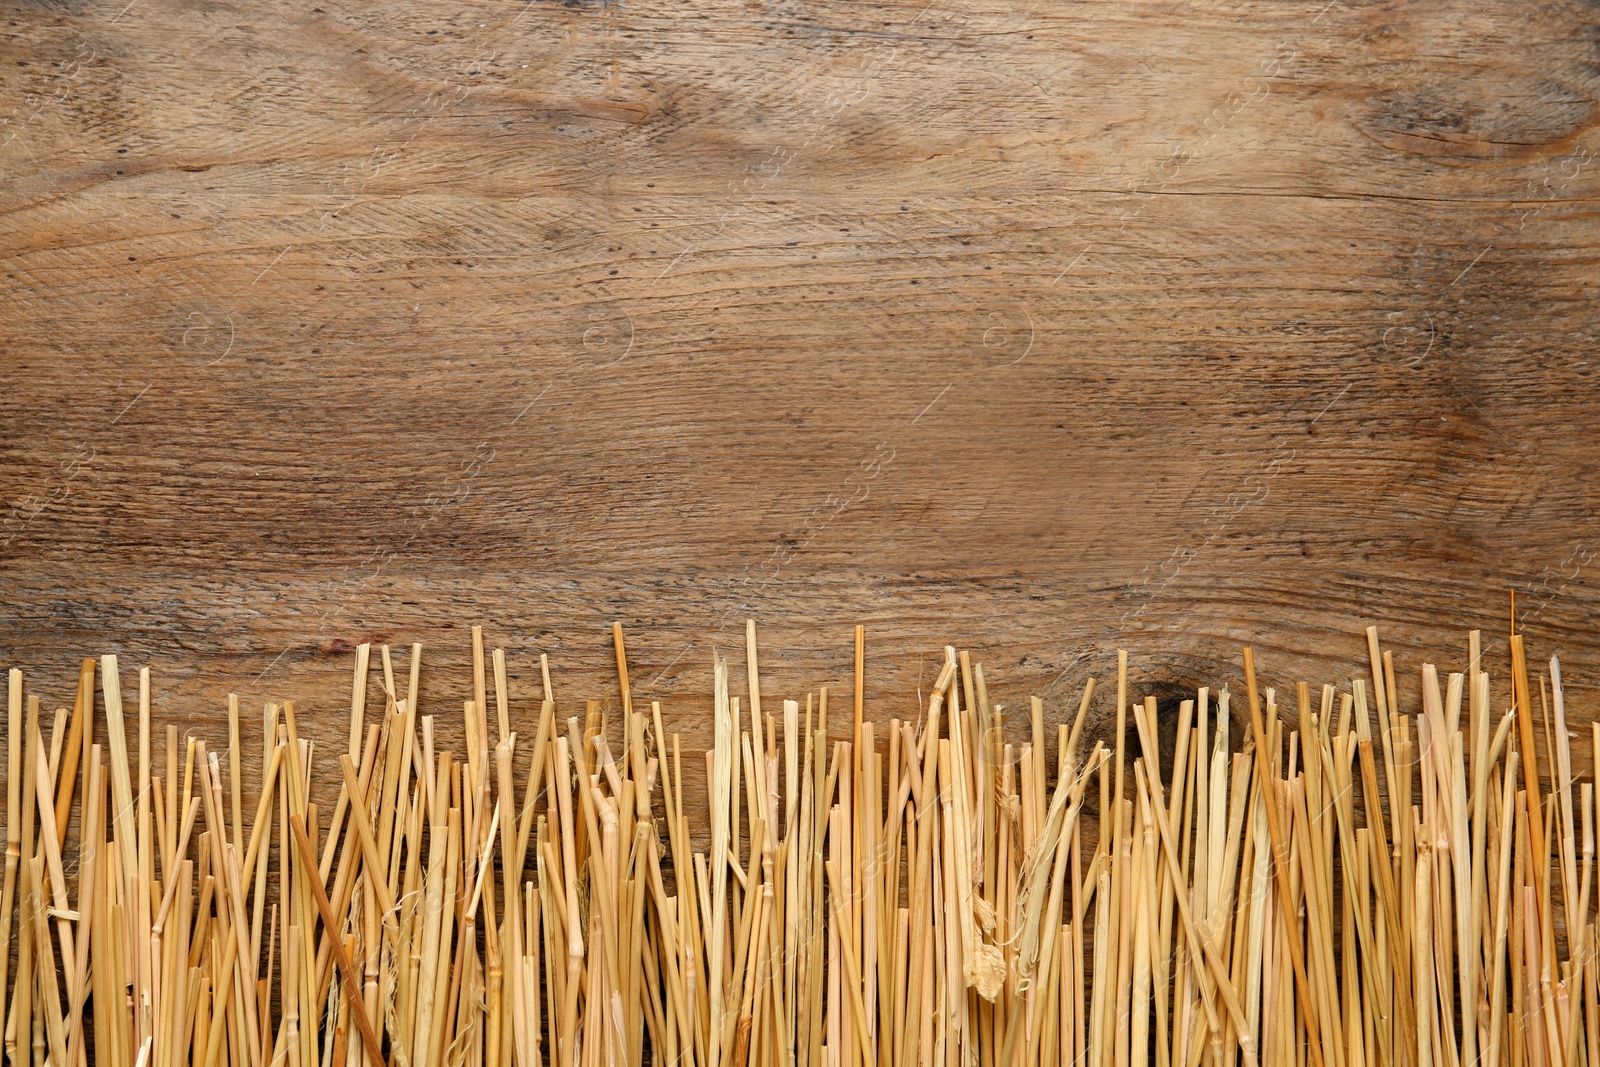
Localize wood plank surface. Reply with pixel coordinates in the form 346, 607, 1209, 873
3, 0, 1599, 821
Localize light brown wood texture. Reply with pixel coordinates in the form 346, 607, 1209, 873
3, 0, 1599, 816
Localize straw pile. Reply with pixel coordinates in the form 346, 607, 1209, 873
0, 620, 1592, 1067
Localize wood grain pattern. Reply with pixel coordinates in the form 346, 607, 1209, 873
3, 0, 1599, 821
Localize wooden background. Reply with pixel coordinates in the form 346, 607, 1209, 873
3, 0, 1599, 816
